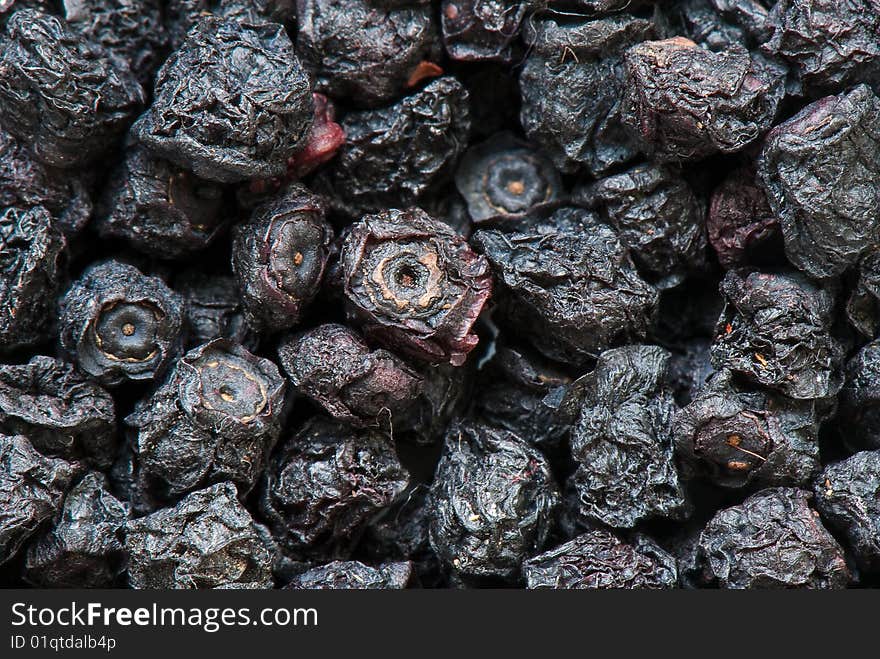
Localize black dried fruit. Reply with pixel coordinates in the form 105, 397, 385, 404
125, 482, 275, 589
519, 13, 656, 175
317, 78, 470, 217
0, 128, 92, 237
710, 270, 843, 400
0, 9, 143, 168
815, 451, 880, 573
0, 206, 66, 353
0, 434, 76, 565
523, 531, 678, 590
59, 261, 185, 387
259, 417, 409, 556
428, 420, 559, 583
96, 146, 228, 259
441, 0, 530, 63
175, 271, 258, 351
231, 185, 332, 333
472, 206, 657, 365
837, 339, 880, 452
698, 487, 850, 589
0, 356, 116, 469
564, 345, 690, 529
454, 132, 563, 225
674, 370, 821, 489
133, 17, 313, 183
758, 84, 880, 279
277, 324, 422, 427
285, 560, 413, 589
621, 37, 785, 162
24, 472, 127, 588
574, 163, 707, 289
166, 0, 295, 50
763, 0, 880, 92
337, 207, 492, 366
127, 339, 286, 498
296, 0, 439, 108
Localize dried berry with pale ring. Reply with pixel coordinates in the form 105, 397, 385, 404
0, 9, 144, 168
58, 261, 185, 387
337, 207, 492, 366
454, 132, 563, 225
0, 206, 66, 353
126, 339, 286, 498
96, 146, 228, 260
277, 324, 422, 427
0, 356, 116, 469
232, 185, 333, 334
133, 17, 313, 183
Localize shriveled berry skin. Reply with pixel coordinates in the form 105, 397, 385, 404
574, 163, 707, 289
814, 451, 880, 573
59, 261, 185, 387
698, 487, 850, 589
259, 417, 410, 556
175, 272, 258, 351
621, 37, 785, 162
126, 339, 286, 498
710, 270, 843, 400
519, 14, 656, 175
758, 85, 880, 279
296, 0, 439, 108
318, 78, 470, 218
0, 10, 143, 168
428, 420, 559, 583
277, 324, 422, 427
125, 482, 275, 589
24, 472, 127, 588
166, 0, 295, 49
0, 128, 92, 237
674, 370, 821, 489
133, 18, 313, 183
524, 531, 678, 590
231, 185, 332, 334
0, 357, 116, 469
285, 560, 413, 589
96, 146, 228, 259
707, 165, 779, 268
440, 0, 531, 63
0, 206, 66, 353
674, 0, 771, 50
763, 0, 880, 92
454, 132, 563, 225
847, 248, 880, 338
565, 345, 690, 529
0, 434, 76, 565
472, 207, 657, 365
337, 208, 492, 366
61, 0, 168, 88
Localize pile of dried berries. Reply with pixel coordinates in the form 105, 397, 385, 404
5, 0, 880, 590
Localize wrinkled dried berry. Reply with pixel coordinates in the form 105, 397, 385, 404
711, 270, 843, 400
674, 370, 821, 489
175, 272, 258, 351
0, 356, 116, 469
24, 472, 127, 588
698, 487, 850, 589
523, 531, 678, 590
337, 207, 492, 366
125, 482, 274, 589
59, 261, 184, 387
473, 207, 657, 365
0, 206, 66, 353
0, 9, 143, 168
278, 324, 422, 427
259, 417, 409, 556
838, 339, 880, 452
285, 560, 413, 589
231, 185, 332, 333
127, 340, 286, 498
428, 420, 559, 583
133, 18, 313, 183
441, 0, 531, 63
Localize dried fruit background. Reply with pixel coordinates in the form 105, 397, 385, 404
2, 0, 880, 589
